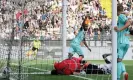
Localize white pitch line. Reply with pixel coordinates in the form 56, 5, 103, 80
11, 63, 95, 80
9, 72, 51, 75
22, 63, 54, 66
11, 62, 54, 66
24, 66, 49, 71
10, 78, 16, 80
70, 75, 94, 80
11, 63, 52, 72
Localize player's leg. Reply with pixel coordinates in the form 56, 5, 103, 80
33, 48, 38, 57
102, 54, 111, 64
75, 46, 84, 60
123, 72, 128, 80
117, 59, 123, 80
122, 44, 129, 80
68, 43, 77, 59
121, 63, 128, 80
30, 47, 37, 59
26, 49, 33, 57
117, 44, 128, 80
117, 44, 123, 80
122, 44, 129, 59
33, 49, 38, 55
68, 47, 74, 59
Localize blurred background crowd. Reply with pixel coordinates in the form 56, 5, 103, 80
0, 0, 132, 40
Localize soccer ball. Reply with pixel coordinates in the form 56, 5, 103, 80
80, 70, 86, 75
1, 67, 11, 78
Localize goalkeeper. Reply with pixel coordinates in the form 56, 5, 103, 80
51, 57, 82, 75
26, 37, 41, 57
51, 54, 112, 75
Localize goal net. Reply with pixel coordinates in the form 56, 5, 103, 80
1, 0, 133, 80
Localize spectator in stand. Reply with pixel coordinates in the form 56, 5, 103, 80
0, 0, 131, 41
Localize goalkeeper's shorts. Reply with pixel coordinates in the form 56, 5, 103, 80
32, 47, 38, 51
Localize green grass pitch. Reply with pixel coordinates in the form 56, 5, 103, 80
0, 60, 131, 80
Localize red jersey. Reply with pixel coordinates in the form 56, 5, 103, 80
54, 57, 82, 75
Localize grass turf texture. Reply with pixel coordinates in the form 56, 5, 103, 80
0, 60, 133, 80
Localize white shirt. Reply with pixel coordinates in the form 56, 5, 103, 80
99, 64, 112, 74
99, 56, 112, 74
37, 14, 41, 20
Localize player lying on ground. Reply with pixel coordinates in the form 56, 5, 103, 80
81, 54, 112, 74
26, 37, 41, 57
68, 16, 91, 60
51, 54, 112, 75
81, 54, 129, 80
51, 57, 82, 75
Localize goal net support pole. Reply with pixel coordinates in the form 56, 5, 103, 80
62, 0, 67, 60
112, 0, 117, 80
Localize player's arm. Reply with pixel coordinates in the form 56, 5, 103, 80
119, 20, 131, 31
30, 42, 33, 49
38, 41, 41, 49
114, 19, 131, 32
82, 38, 91, 52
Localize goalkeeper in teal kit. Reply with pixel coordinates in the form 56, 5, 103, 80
68, 18, 91, 60
114, 4, 132, 80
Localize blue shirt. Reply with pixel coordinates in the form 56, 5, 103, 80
71, 28, 85, 45
42, 14, 47, 20
18, 21, 24, 28
117, 14, 130, 44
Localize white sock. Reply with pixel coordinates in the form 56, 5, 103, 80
123, 72, 127, 75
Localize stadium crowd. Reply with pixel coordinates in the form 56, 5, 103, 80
0, 0, 132, 40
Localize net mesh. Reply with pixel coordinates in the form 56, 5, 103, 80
0, 0, 113, 80
1, 0, 133, 80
